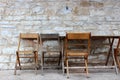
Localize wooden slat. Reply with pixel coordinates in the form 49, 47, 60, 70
64, 66, 115, 69
40, 34, 59, 39
19, 56, 35, 58
67, 32, 91, 39
17, 51, 35, 54
67, 51, 88, 56
68, 44, 88, 46
20, 33, 39, 39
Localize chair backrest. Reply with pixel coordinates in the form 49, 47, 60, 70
65, 32, 91, 53
40, 33, 61, 51
17, 33, 39, 51
20, 33, 39, 39
40, 34, 59, 40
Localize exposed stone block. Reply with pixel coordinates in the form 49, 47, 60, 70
2, 47, 16, 55
0, 38, 8, 46
54, 27, 73, 31
13, 16, 25, 21
10, 55, 16, 62
32, 6, 44, 14
98, 54, 106, 60
4, 16, 13, 20
90, 9, 105, 16
73, 7, 89, 15
0, 25, 15, 28
0, 55, 10, 62
0, 21, 9, 25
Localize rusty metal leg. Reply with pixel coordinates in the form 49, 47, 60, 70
113, 49, 117, 66
112, 48, 118, 74
105, 38, 114, 65
106, 52, 111, 65
58, 52, 62, 66
61, 40, 65, 75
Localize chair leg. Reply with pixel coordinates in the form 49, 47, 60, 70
66, 58, 69, 78
17, 58, 21, 70
14, 54, 21, 75
35, 51, 39, 68
58, 52, 62, 66
17, 53, 21, 70
14, 51, 21, 75
41, 53, 44, 75
112, 50, 118, 74
64, 56, 67, 73
34, 52, 36, 64
42, 53, 44, 65
84, 57, 88, 76
114, 51, 117, 66
34, 52, 37, 74
14, 59, 17, 75
18, 60, 21, 69
62, 54, 65, 75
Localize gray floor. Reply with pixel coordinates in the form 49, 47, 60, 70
0, 69, 119, 80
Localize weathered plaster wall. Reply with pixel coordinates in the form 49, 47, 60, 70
0, 0, 120, 69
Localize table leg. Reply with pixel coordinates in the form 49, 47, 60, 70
105, 38, 114, 65
61, 38, 65, 75
111, 48, 118, 74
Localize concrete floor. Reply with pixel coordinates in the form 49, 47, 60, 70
0, 69, 119, 80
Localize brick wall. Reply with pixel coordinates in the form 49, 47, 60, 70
0, 0, 120, 69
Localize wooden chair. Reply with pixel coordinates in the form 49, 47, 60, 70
14, 33, 39, 75
64, 32, 91, 78
114, 38, 120, 69
40, 33, 62, 74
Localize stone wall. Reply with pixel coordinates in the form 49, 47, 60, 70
0, 0, 120, 69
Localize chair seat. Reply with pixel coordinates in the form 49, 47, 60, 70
67, 50, 88, 56
17, 50, 37, 54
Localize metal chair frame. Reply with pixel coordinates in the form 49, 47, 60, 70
40, 33, 62, 74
